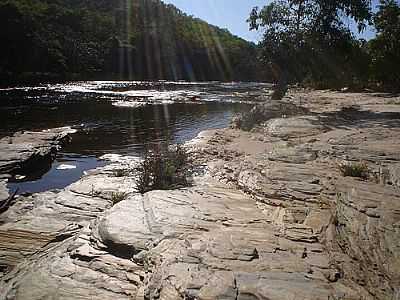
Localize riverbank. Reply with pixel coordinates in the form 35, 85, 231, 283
0, 89, 399, 299
0, 127, 77, 205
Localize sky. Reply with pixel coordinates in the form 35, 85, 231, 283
162, 0, 377, 42
162, 0, 269, 42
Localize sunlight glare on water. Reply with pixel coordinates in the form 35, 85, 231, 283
2, 81, 271, 193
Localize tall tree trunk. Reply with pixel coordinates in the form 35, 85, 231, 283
270, 62, 288, 100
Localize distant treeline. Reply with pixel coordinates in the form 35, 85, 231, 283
0, 0, 265, 84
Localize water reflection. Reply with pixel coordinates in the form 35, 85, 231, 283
7, 154, 106, 194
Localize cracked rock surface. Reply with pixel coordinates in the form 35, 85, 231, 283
0, 127, 76, 176
1, 90, 400, 299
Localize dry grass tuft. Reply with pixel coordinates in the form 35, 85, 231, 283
338, 161, 370, 180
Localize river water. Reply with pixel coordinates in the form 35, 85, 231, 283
1, 81, 270, 194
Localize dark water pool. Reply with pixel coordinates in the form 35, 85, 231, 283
1, 81, 269, 194
7, 154, 106, 195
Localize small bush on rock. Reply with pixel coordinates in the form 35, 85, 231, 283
137, 143, 192, 194
112, 169, 131, 177
231, 106, 268, 131
231, 101, 309, 131
111, 191, 128, 205
270, 84, 288, 100
338, 161, 370, 180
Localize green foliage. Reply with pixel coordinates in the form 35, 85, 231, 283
110, 191, 129, 205
0, 0, 262, 84
338, 162, 370, 180
368, 0, 400, 91
112, 169, 131, 177
232, 101, 308, 131
137, 143, 191, 194
232, 106, 269, 131
248, 0, 372, 88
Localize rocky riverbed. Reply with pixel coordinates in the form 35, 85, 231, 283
0, 127, 77, 205
0, 89, 399, 299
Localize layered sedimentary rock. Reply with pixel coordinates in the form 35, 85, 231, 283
334, 178, 400, 299
0, 90, 399, 299
0, 155, 138, 276
0, 127, 76, 176
0, 181, 8, 203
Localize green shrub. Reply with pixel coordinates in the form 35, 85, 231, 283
338, 162, 370, 180
137, 143, 192, 194
110, 191, 128, 205
232, 106, 268, 131
231, 102, 309, 131
112, 169, 131, 177
270, 84, 288, 100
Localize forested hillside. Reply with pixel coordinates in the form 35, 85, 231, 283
0, 0, 262, 84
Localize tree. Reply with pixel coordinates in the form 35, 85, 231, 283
369, 0, 400, 91
0, 0, 264, 84
248, 0, 372, 92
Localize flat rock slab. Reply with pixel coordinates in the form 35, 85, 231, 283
0, 127, 76, 175
0, 186, 352, 300
263, 116, 328, 139
0, 181, 9, 202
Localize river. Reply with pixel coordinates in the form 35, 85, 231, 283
1, 81, 271, 194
